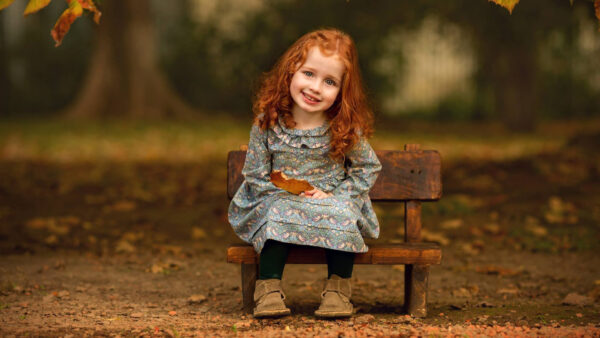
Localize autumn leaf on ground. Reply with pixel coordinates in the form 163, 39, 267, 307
269, 170, 313, 195
23, 0, 51, 16
475, 265, 521, 276
488, 0, 520, 14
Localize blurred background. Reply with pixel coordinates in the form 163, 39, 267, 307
2, 0, 599, 125
0, 0, 599, 256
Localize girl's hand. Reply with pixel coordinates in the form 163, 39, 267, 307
300, 188, 333, 199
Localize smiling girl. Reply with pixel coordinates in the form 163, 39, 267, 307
228, 29, 381, 318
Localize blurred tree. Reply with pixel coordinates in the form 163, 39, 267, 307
0, 13, 7, 115
435, 0, 597, 131
65, 0, 194, 118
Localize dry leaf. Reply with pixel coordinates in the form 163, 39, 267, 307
562, 292, 593, 306
270, 170, 313, 195
475, 265, 520, 276
421, 229, 450, 246
0, 0, 16, 11
51, 0, 83, 47
489, 0, 520, 14
115, 240, 135, 253
23, 0, 51, 16
188, 294, 207, 304
191, 227, 207, 240
441, 219, 463, 229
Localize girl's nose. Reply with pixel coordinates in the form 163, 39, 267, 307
309, 79, 321, 93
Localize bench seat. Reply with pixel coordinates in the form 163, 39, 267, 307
227, 243, 441, 265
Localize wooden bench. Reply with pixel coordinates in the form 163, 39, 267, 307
226, 144, 442, 317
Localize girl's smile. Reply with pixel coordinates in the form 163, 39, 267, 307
289, 47, 345, 126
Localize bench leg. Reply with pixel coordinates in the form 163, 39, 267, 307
241, 263, 258, 314
404, 264, 429, 317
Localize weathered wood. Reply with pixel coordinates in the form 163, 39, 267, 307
404, 265, 429, 317
241, 263, 258, 314
405, 201, 422, 243
227, 143, 442, 317
227, 151, 246, 200
227, 243, 441, 265
227, 150, 442, 201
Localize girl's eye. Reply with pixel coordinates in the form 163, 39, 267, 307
325, 79, 337, 86
303, 71, 313, 77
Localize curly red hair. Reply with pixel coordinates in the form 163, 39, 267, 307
253, 28, 374, 162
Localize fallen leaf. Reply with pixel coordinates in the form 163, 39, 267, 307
544, 196, 578, 224
421, 229, 450, 246
475, 265, 520, 276
562, 292, 593, 306
188, 294, 207, 304
441, 219, 463, 230
497, 288, 519, 295
524, 216, 548, 237
483, 223, 501, 235
115, 240, 135, 253
108, 200, 136, 212
354, 314, 375, 324
191, 227, 207, 240
270, 171, 313, 195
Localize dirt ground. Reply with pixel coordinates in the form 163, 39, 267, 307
1, 125, 599, 336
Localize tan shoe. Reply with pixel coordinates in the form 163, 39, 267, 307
253, 279, 291, 318
314, 275, 353, 318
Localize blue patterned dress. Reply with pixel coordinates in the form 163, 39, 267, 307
228, 117, 382, 254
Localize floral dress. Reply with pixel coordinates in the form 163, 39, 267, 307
228, 117, 382, 254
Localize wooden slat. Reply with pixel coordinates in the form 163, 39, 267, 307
227, 149, 442, 201
227, 243, 442, 265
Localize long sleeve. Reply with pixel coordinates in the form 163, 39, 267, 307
332, 137, 381, 199
242, 124, 281, 198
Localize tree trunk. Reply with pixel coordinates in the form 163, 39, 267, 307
493, 48, 538, 132
0, 13, 8, 116
64, 0, 195, 118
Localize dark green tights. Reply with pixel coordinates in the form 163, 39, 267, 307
258, 240, 354, 280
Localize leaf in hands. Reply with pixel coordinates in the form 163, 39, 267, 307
270, 170, 314, 195
488, 0, 520, 14
0, 0, 16, 11
23, 0, 51, 16
51, 0, 83, 47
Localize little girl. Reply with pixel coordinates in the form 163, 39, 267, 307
228, 28, 381, 318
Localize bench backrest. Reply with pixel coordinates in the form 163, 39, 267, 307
227, 145, 442, 201
227, 143, 441, 243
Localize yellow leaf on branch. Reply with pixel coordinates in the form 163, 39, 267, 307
0, 0, 15, 11
23, 0, 51, 16
77, 0, 101, 24
488, 0, 520, 14
51, 0, 83, 47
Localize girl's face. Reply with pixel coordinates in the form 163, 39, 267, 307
289, 47, 345, 118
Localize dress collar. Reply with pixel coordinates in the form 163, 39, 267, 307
276, 116, 330, 137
